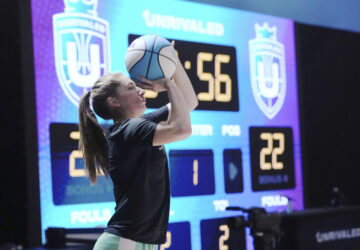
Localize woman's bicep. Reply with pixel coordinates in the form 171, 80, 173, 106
152, 121, 191, 146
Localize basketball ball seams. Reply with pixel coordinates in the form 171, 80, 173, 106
126, 34, 177, 82
128, 47, 176, 64
126, 50, 147, 74
157, 52, 165, 78
145, 35, 160, 78
126, 51, 176, 80
158, 53, 177, 78
157, 47, 177, 64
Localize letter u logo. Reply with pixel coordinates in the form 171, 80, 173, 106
66, 39, 100, 87
53, 7, 111, 106
257, 58, 280, 99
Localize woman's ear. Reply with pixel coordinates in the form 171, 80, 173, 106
106, 96, 120, 108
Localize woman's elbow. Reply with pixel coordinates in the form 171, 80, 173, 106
189, 98, 199, 111
184, 125, 192, 138
177, 125, 192, 139
193, 99, 199, 109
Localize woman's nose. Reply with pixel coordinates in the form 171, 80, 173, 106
138, 87, 145, 96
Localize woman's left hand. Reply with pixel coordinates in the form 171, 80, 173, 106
135, 76, 171, 92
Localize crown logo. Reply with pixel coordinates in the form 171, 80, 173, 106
64, 0, 98, 16
255, 22, 277, 40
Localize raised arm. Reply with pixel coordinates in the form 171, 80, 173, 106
139, 77, 192, 146
172, 41, 198, 112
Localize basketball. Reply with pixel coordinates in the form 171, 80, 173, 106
125, 34, 177, 83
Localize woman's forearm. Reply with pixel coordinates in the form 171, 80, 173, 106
166, 79, 192, 134
173, 58, 198, 111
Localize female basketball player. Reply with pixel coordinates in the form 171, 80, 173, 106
78, 45, 198, 249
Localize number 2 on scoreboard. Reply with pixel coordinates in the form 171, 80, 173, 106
219, 224, 230, 250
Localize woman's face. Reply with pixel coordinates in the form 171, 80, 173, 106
115, 75, 146, 118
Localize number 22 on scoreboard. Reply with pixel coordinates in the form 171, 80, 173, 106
260, 132, 285, 170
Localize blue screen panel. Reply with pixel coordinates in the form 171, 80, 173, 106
30, 0, 303, 249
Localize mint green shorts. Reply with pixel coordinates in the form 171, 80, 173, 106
93, 232, 158, 250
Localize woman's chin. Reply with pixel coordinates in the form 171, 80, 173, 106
140, 105, 147, 114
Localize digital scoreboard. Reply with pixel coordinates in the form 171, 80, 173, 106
30, 0, 303, 249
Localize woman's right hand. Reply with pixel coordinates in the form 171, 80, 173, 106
136, 76, 172, 93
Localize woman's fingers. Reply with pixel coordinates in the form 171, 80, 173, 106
140, 84, 153, 90
134, 79, 154, 90
138, 76, 170, 92
171, 40, 175, 47
139, 76, 154, 85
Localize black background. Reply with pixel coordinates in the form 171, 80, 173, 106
295, 23, 360, 208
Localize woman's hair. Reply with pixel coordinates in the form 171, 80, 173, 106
78, 73, 127, 184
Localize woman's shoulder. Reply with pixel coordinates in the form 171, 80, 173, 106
108, 118, 155, 138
